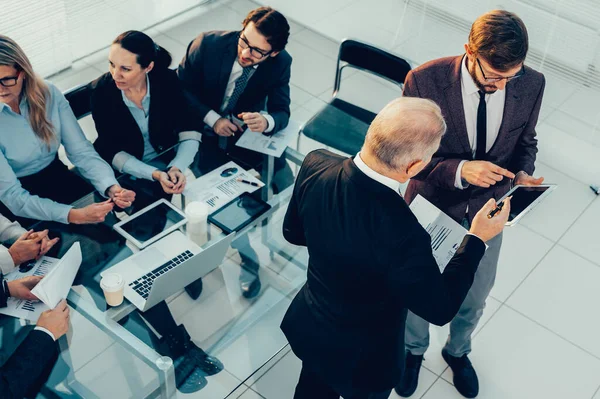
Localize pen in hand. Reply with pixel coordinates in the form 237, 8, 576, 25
488, 198, 508, 219
236, 178, 260, 187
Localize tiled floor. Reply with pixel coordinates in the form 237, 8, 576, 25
36, 0, 600, 398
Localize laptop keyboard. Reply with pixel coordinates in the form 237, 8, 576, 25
129, 250, 193, 299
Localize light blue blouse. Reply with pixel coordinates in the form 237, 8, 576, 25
0, 82, 118, 224
115, 75, 199, 181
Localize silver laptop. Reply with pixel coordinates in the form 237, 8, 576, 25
101, 230, 235, 311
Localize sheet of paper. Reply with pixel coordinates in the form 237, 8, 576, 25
31, 242, 82, 309
183, 161, 265, 211
409, 195, 468, 272
0, 256, 59, 322
235, 120, 301, 158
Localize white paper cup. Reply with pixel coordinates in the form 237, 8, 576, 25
185, 201, 209, 245
100, 273, 125, 307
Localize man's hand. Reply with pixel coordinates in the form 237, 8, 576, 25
68, 200, 114, 224
238, 112, 267, 133
214, 117, 241, 137
8, 230, 46, 265
469, 197, 511, 242
514, 171, 544, 186
107, 185, 136, 209
7, 275, 43, 301
28, 231, 60, 259
461, 161, 516, 188
37, 299, 70, 340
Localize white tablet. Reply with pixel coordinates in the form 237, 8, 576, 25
497, 184, 557, 226
113, 199, 188, 249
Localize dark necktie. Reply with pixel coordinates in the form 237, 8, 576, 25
475, 90, 487, 159
223, 66, 253, 115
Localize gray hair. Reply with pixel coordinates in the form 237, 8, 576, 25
362, 97, 446, 171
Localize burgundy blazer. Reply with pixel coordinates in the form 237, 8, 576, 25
403, 55, 545, 223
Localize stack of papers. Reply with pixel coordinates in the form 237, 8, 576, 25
0, 242, 82, 322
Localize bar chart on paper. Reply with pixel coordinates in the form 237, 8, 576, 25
410, 195, 467, 271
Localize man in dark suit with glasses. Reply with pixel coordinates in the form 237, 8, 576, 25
178, 6, 292, 299
399, 10, 546, 398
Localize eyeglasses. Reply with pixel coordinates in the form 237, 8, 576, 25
238, 34, 271, 59
0, 75, 19, 88
476, 58, 524, 83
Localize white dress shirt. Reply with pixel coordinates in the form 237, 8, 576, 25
203, 62, 275, 133
0, 214, 26, 274
455, 56, 506, 189
353, 153, 402, 195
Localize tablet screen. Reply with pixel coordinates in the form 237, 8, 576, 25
506, 186, 550, 222
209, 194, 271, 234
120, 202, 185, 244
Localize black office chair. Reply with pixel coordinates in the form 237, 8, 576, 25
64, 83, 92, 119
298, 39, 412, 155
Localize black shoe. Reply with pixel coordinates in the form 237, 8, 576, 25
183, 343, 224, 376
174, 360, 208, 393
239, 258, 261, 299
395, 352, 423, 397
185, 278, 203, 300
442, 349, 479, 398
240, 274, 261, 299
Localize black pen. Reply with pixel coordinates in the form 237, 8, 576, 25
236, 178, 260, 187
487, 201, 505, 219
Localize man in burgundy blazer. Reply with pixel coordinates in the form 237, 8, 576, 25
399, 10, 546, 398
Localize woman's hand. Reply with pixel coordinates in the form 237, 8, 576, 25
107, 185, 136, 208
152, 168, 186, 194
68, 200, 114, 224
167, 167, 186, 194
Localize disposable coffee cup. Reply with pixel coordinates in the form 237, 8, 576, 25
185, 201, 209, 245
100, 273, 125, 307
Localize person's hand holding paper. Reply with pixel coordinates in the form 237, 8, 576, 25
31, 242, 82, 309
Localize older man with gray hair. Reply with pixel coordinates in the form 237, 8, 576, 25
280, 97, 510, 399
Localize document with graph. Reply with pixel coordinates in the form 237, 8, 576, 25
183, 161, 264, 211
0, 256, 60, 322
235, 120, 301, 158
409, 195, 468, 272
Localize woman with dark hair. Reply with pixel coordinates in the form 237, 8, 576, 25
89, 31, 219, 393
89, 30, 201, 194
0, 35, 135, 225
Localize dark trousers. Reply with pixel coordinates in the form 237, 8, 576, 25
0, 157, 94, 228
294, 364, 392, 399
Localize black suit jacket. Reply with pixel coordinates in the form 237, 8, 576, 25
281, 150, 486, 397
404, 55, 545, 222
0, 274, 58, 398
177, 30, 292, 135
89, 68, 198, 166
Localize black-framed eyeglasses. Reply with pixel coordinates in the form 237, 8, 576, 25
476, 58, 524, 83
0, 76, 19, 88
238, 34, 271, 59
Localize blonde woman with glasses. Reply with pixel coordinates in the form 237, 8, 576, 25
0, 35, 136, 225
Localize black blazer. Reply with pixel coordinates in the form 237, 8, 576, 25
281, 150, 486, 397
89, 68, 198, 166
0, 274, 58, 398
177, 30, 292, 135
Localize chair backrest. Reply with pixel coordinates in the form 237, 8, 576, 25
333, 39, 412, 94
63, 84, 92, 120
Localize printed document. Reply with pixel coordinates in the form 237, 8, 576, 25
0, 256, 59, 322
183, 161, 264, 211
235, 120, 301, 157
31, 242, 82, 309
409, 195, 468, 272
